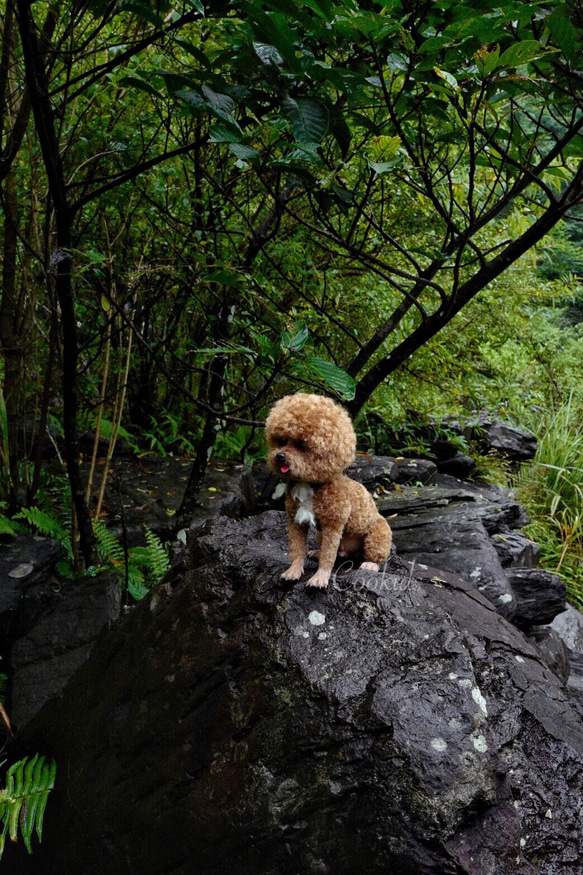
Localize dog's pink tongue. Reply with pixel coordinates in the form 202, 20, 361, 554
280, 464, 290, 474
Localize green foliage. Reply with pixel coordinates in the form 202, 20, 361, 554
93, 520, 169, 601
93, 519, 126, 566
13, 507, 69, 545
0, 516, 21, 537
515, 398, 583, 609
142, 412, 196, 457
124, 526, 170, 600
144, 525, 171, 581
0, 755, 56, 860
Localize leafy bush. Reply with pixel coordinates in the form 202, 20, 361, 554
515, 398, 583, 609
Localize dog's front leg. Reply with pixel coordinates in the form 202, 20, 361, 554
282, 519, 308, 580
306, 525, 343, 589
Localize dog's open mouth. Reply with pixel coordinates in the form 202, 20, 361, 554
280, 464, 290, 474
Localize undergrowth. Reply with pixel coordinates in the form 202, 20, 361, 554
514, 398, 583, 610
0, 508, 169, 602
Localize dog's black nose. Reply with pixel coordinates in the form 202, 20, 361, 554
276, 452, 286, 464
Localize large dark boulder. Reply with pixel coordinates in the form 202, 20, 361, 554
10, 513, 583, 875
0, 535, 63, 636
9, 573, 121, 728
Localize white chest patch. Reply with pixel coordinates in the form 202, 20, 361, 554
291, 482, 316, 527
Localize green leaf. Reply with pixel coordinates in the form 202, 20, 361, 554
368, 158, 399, 177
281, 322, 309, 351
282, 97, 329, 144
475, 45, 500, 77
547, 6, 582, 62
300, 0, 334, 21
304, 357, 356, 400
228, 143, 261, 163
117, 76, 161, 97
175, 89, 206, 111
118, 0, 164, 27
209, 124, 241, 143
203, 268, 244, 287
172, 39, 211, 69
434, 68, 459, 91
0, 516, 17, 537
497, 40, 546, 69
185, 0, 204, 13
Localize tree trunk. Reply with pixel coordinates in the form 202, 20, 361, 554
0, 170, 22, 511
16, 0, 96, 565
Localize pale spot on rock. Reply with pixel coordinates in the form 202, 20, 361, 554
308, 611, 326, 626
473, 734, 488, 753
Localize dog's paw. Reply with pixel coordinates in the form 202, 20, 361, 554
306, 568, 331, 589
307, 549, 320, 559
360, 561, 380, 572
281, 562, 304, 581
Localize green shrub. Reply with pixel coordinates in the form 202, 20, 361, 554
515, 398, 583, 609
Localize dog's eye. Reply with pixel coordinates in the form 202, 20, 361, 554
295, 439, 308, 451
274, 436, 288, 448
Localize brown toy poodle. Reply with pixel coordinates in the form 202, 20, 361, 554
265, 392, 392, 588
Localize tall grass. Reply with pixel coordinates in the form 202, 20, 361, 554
515, 397, 583, 610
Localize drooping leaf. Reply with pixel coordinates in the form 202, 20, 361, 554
117, 76, 161, 97
282, 97, 329, 144
229, 142, 261, 162
209, 124, 242, 143
304, 357, 356, 400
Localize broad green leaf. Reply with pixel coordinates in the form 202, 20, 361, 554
172, 38, 211, 68
434, 68, 459, 91
497, 40, 546, 69
185, 0, 204, 14
118, 0, 164, 27
229, 143, 261, 163
209, 124, 241, 143
201, 86, 235, 114
204, 269, 244, 287
300, 0, 334, 21
547, 6, 582, 62
282, 97, 329, 143
304, 357, 356, 400
281, 323, 309, 351
117, 76, 161, 97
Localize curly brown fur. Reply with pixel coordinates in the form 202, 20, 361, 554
265, 393, 392, 588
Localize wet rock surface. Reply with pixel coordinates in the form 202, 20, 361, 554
10, 513, 583, 875
9, 573, 121, 728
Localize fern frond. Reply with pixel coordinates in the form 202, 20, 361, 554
0, 515, 19, 537
144, 526, 170, 580
92, 520, 125, 565
13, 507, 68, 542
127, 566, 149, 601
0, 755, 56, 858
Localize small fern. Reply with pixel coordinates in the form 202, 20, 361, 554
92, 519, 125, 566
0, 515, 20, 537
0, 755, 56, 859
13, 507, 69, 547
144, 526, 170, 580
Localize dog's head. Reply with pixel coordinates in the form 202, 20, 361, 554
265, 393, 356, 483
